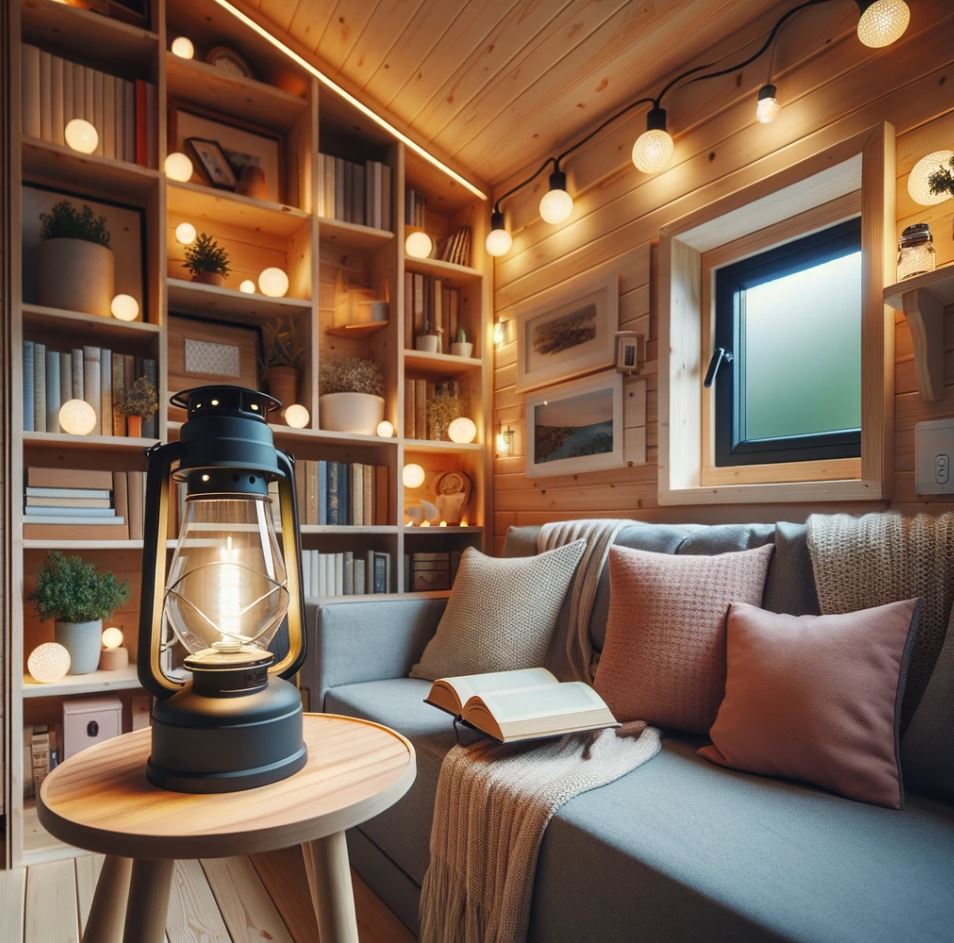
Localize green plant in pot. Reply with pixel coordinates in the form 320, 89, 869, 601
261, 316, 306, 409
37, 200, 114, 317
450, 326, 473, 359
29, 552, 129, 675
183, 233, 230, 287
319, 356, 385, 435
115, 374, 158, 438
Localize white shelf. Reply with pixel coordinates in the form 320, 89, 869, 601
22, 666, 141, 699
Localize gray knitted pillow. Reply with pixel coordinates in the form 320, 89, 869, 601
410, 541, 586, 681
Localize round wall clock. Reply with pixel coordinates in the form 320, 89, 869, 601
205, 46, 254, 79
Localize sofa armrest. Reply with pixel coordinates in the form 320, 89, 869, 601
299, 597, 447, 710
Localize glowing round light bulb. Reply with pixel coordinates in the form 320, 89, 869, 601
64, 118, 99, 154
59, 399, 97, 435
402, 463, 426, 489
447, 416, 477, 444
171, 36, 195, 59
632, 128, 674, 174
756, 85, 780, 124
258, 266, 289, 298
175, 222, 197, 245
110, 293, 139, 321
856, 0, 909, 48
102, 627, 124, 649
485, 226, 512, 257
405, 230, 433, 259
27, 643, 71, 683
239, 279, 256, 293
376, 420, 394, 438
164, 151, 193, 182
539, 169, 574, 224
283, 404, 310, 428
907, 150, 954, 206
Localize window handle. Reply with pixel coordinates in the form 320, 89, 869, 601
703, 347, 734, 389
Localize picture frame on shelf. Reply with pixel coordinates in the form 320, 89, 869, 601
512, 271, 618, 393
525, 370, 624, 478
185, 137, 239, 191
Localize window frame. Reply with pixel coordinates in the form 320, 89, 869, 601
712, 216, 863, 467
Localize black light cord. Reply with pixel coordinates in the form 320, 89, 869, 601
555, 97, 655, 166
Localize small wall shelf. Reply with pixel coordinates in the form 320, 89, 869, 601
318, 216, 394, 249
405, 254, 483, 286
404, 349, 483, 376
167, 278, 312, 322
22, 303, 160, 345
22, 666, 141, 699
325, 320, 390, 338
884, 266, 954, 402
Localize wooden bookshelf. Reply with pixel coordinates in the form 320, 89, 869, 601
5, 0, 491, 868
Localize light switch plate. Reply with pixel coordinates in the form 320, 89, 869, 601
915, 418, 954, 494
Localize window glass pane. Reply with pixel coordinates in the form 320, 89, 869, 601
742, 251, 861, 441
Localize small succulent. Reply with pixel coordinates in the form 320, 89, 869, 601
115, 375, 158, 418
184, 233, 230, 277
928, 155, 954, 199
319, 356, 383, 396
262, 316, 306, 369
454, 326, 469, 343
29, 552, 129, 623
39, 200, 110, 247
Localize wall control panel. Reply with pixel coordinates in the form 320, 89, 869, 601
915, 418, 954, 494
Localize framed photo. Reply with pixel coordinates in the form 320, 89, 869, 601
525, 371, 623, 478
185, 137, 238, 190
513, 272, 618, 392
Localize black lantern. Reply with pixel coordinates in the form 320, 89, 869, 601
138, 385, 306, 792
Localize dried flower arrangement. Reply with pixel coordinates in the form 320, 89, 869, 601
427, 389, 464, 441
115, 375, 158, 418
319, 356, 384, 396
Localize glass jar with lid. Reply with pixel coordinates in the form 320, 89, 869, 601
897, 223, 936, 280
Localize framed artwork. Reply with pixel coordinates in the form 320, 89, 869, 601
169, 104, 283, 203
513, 271, 618, 393
525, 370, 623, 478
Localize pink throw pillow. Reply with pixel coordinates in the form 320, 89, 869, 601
699, 599, 920, 809
594, 544, 774, 733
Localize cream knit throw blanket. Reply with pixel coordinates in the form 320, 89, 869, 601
420, 519, 661, 943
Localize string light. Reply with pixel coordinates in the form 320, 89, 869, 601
64, 118, 98, 154
405, 230, 433, 259
171, 36, 195, 59
538, 167, 574, 224
756, 84, 780, 124
164, 152, 194, 181
485, 211, 512, 257
907, 151, 953, 206
175, 222, 197, 245
855, 0, 910, 48
631, 107, 674, 174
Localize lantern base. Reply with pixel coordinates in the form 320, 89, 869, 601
147, 675, 306, 793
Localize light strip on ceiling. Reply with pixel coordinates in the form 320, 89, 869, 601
209, 0, 488, 201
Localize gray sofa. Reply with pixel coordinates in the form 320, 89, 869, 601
301, 521, 954, 942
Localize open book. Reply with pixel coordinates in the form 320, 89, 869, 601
424, 667, 619, 743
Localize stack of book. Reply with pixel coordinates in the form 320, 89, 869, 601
22, 341, 157, 437
434, 226, 472, 267
317, 153, 392, 230
23, 468, 145, 541
406, 550, 462, 592
302, 548, 391, 597
405, 188, 427, 227
403, 272, 463, 352
405, 379, 462, 441
24, 724, 56, 799
295, 460, 389, 527
21, 44, 156, 165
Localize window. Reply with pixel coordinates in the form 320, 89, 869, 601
710, 217, 862, 466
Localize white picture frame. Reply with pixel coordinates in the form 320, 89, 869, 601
512, 271, 618, 393
525, 370, 624, 478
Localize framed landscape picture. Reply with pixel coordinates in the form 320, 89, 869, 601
525, 370, 623, 478
513, 271, 618, 392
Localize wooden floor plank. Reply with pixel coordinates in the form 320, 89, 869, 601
74, 854, 104, 933
165, 859, 230, 943
201, 855, 295, 943
249, 846, 320, 943
24, 859, 79, 943
353, 870, 416, 943
0, 867, 27, 943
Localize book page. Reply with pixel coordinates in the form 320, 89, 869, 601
471, 682, 607, 724
438, 667, 558, 707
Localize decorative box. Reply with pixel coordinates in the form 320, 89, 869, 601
62, 696, 122, 760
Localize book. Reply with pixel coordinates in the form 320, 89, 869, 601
26, 495, 111, 508
24, 520, 129, 540
83, 347, 101, 430
71, 348, 84, 402
21, 45, 40, 139
327, 461, 340, 525
127, 470, 144, 539
113, 471, 128, 529
112, 353, 125, 436
28, 468, 112, 489
141, 358, 157, 437
424, 668, 620, 744
24, 506, 116, 518
59, 349, 72, 405
34, 342, 46, 433
318, 461, 328, 526
23, 341, 34, 432
363, 464, 374, 527
100, 348, 112, 436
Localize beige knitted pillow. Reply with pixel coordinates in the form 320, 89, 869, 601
410, 541, 586, 681
594, 544, 774, 734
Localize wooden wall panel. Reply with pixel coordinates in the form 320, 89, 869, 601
492, 6, 954, 551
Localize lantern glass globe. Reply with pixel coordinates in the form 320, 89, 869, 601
485, 226, 513, 257
164, 152, 194, 182
447, 417, 477, 444
59, 399, 97, 435
64, 118, 99, 154
110, 293, 139, 321
402, 463, 426, 489
539, 187, 574, 224
175, 222, 197, 245
258, 267, 290, 298
171, 36, 195, 59
632, 128, 674, 174
376, 420, 394, 438
856, 0, 910, 48
102, 627, 124, 649
405, 231, 433, 259
283, 404, 310, 428
907, 150, 954, 206
28, 643, 71, 683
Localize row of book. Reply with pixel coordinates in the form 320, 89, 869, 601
405, 379, 464, 441
294, 460, 390, 527
406, 187, 427, 228
302, 549, 391, 597
20, 44, 156, 166
317, 153, 392, 230
403, 272, 465, 351
22, 342, 157, 438
23, 467, 146, 540
433, 225, 473, 267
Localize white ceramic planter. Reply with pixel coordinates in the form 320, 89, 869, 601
415, 335, 440, 353
451, 341, 474, 358
55, 619, 103, 675
319, 393, 385, 435
37, 239, 115, 317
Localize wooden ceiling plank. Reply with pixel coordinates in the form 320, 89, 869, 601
256, 0, 304, 34
316, 0, 385, 75
287, 0, 340, 54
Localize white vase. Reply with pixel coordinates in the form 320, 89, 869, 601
415, 335, 440, 353
54, 619, 103, 675
451, 341, 474, 358
319, 392, 385, 435
37, 238, 115, 317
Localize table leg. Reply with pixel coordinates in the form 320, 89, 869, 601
305, 832, 358, 943
122, 858, 174, 943
82, 855, 132, 943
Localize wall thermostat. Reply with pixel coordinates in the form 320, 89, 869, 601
915, 418, 954, 494
615, 331, 642, 375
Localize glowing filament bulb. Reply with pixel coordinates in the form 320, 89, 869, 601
216, 535, 243, 644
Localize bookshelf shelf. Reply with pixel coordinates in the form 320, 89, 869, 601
325, 320, 389, 338
166, 278, 312, 322
22, 665, 141, 699
167, 180, 310, 236
404, 439, 483, 454
22, 303, 160, 347
403, 349, 483, 376
301, 525, 399, 536
318, 216, 394, 250
404, 525, 483, 534
405, 254, 483, 286
23, 539, 145, 551
22, 431, 157, 456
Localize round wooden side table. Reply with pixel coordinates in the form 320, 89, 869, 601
38, 712, 416, 943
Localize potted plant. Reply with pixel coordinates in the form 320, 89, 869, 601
415, 317, 440, 353
28, 552, 129, 675
37, 200, 114, 317
319, 356, 385, 435
183, 232, 230, 286
450, 326, 474, 359
116, 375, 158, 438
261, 316, 305, 407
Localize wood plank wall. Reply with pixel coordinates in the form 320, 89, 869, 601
491, 0, 954, 553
